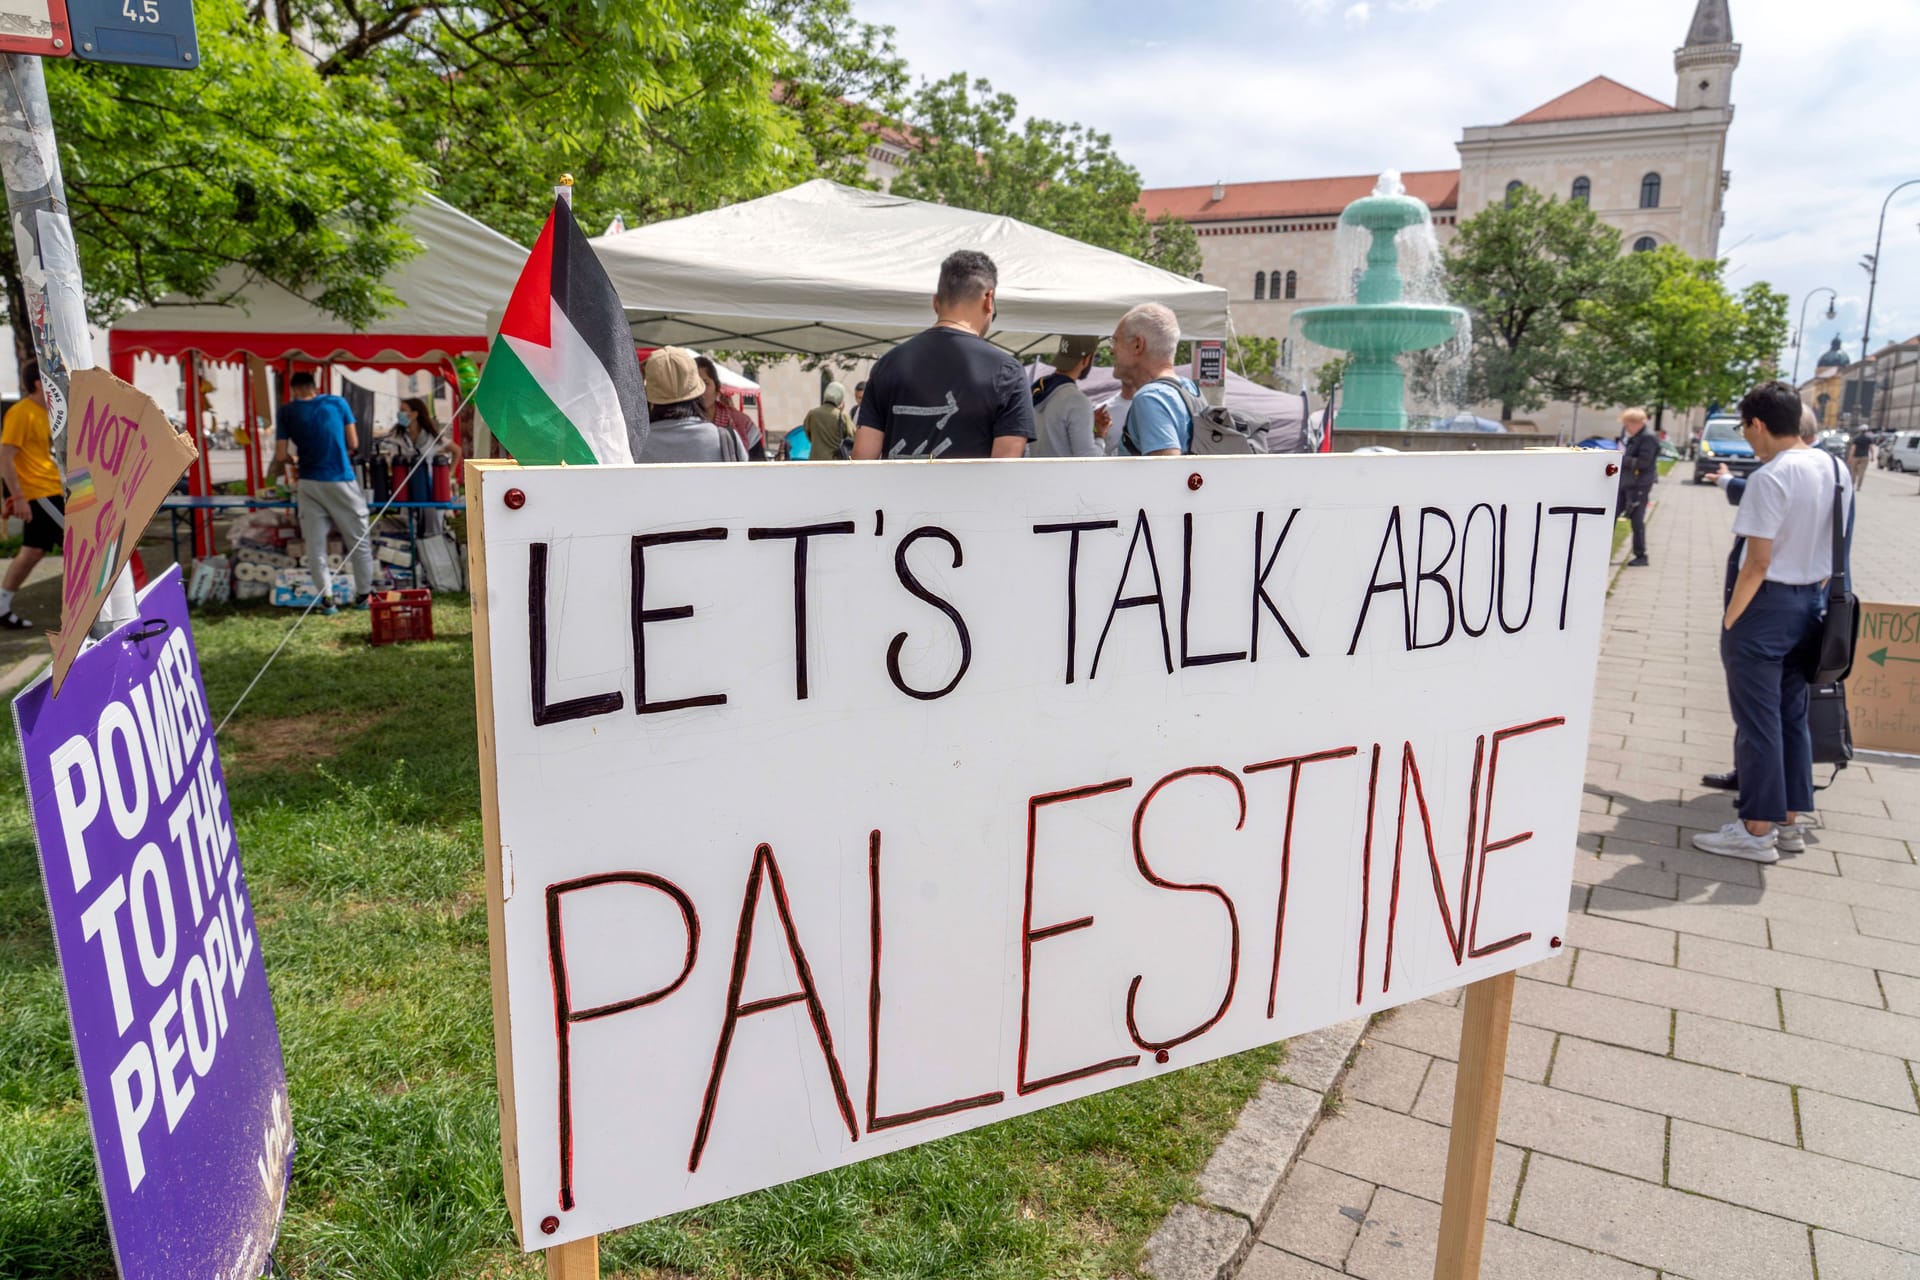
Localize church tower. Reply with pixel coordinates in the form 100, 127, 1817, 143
1675, 0, 1740, 111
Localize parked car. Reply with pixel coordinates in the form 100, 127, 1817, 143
1692, 416, 1757, 483
1814, 431, 1850, 459
1884, 431, 1920, 473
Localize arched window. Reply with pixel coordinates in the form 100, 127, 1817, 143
1284, 270, 1297, 300
1254, 271, 1266, 300
1639, 173, 1661, 208
1505, 180, 1523, 203
1632, 236, 1657, 253
1571, 176, 1590, 203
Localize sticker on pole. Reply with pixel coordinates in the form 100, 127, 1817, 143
11, 564, 290, 1280
0, 0, 73, 56
68, 0, 196, 66
467, 450, 1616, 1246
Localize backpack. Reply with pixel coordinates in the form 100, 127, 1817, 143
1126, 377, 1270, 456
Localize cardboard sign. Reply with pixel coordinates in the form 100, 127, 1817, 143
467, 451, 1615, 1248
11, 565, 290, 1279
1851, 600, 1920, 755
52, 369, 199, 694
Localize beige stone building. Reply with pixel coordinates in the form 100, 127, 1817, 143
1141, 0, 1742, 436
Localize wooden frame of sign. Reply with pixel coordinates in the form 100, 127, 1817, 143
468, 459, 598, 1280
465, 456, 1558, 1280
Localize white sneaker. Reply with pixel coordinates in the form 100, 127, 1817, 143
1775, 824, 1807, 854
1692, 820, 1780, 863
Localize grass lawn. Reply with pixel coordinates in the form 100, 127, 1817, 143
0, 600, 1280, 1279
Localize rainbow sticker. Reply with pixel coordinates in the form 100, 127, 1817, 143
66, 467, 98, 513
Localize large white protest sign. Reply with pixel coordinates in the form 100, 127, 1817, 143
467, 451, 1615, 1248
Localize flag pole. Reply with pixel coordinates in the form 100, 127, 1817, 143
538, 169, 597, 1279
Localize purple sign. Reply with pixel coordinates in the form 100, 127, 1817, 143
12, 565, 289, 1279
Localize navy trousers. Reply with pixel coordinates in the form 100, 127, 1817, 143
1617, 483, 1651, 558
1720, 581, 1824, 823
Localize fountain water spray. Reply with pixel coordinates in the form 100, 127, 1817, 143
1295, 171, 1470, 431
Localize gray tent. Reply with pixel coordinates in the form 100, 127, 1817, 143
1033, 363, 1316, 453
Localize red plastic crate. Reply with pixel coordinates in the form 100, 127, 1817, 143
369, 589, 434, 646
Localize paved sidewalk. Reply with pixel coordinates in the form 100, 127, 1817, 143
1239, 478, 1920, 1280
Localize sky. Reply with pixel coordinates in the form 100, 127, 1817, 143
852, 0, 1920, 376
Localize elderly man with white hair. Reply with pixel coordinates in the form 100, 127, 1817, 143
1110, 302, 1194, 456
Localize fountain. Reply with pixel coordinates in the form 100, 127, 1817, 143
1295, 171, 1468, 432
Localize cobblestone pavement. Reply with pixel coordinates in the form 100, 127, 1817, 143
1240, 475, 1920, 1280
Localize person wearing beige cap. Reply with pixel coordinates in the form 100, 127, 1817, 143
802, 381, 855, 461
1029, 335, 1104, 458
636, 347, 745, 463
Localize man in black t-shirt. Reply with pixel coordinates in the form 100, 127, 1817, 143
1847, 429, 1872, 490
852, 251, 1036, 460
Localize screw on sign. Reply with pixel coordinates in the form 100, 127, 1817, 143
67, 0, 199, 66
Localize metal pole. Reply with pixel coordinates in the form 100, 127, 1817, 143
0, 54, 136, 636
1790, 287, 1835, 387
1860, 178, 1920, 364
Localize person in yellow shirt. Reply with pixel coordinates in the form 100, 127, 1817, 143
0, 361, 61, 629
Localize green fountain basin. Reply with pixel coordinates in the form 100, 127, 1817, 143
1297, 302, 1462, 357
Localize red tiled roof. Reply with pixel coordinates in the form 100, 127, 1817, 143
1509, 76, 1675, 125
1139, 169, 1460, 223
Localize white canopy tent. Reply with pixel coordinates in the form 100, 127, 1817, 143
589, 180, 1230, 358
110, 195, 527, 368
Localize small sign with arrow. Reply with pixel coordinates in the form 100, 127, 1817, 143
1852, 602, 1920, 755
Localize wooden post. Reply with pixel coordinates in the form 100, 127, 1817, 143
544, 1236, 598, 1279
1432, 971, 1515, 1280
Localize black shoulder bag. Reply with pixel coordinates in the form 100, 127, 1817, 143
1806, 454, 1858, 685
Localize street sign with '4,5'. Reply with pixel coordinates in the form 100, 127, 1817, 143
67, 0, 196, 67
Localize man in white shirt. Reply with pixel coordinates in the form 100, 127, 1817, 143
1694, 382, 1853, 863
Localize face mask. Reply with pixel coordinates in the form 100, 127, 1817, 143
396, 409, 411, 426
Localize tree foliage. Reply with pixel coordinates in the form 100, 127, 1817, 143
1573, 248, 1790, 424
888, 73, 1200, 276
305, 0, 907, 243
24, 0, 904, 355
1442, 186, 1624, 419
35, 0, 423, 347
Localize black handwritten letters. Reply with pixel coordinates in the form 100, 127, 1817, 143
523, 502, 1593, 729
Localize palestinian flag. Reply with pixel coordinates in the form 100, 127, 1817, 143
472, 196, 644, 465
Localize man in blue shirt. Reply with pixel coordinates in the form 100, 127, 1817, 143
1111, 302, 1193, 455
268, 372, 374, 613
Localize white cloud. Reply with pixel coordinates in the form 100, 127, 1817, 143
854, 0, 1920, 355
1344, 2, 1372, 27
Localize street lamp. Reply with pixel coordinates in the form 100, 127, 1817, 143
1859, 178, 1920, 363
1790, 286, 1837, 386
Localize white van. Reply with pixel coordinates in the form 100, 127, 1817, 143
1884, 431, 1920, 472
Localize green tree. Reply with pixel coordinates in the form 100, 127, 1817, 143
1719, 281, 1790, 403
1443, 185, 1625, 419
1313, 355, 1349, 402
301, 0, 907, 243
26, 0, 904, 362
887, 73, 1195, 272
1575, 246, 1763, 429
31, 0, 425, 362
